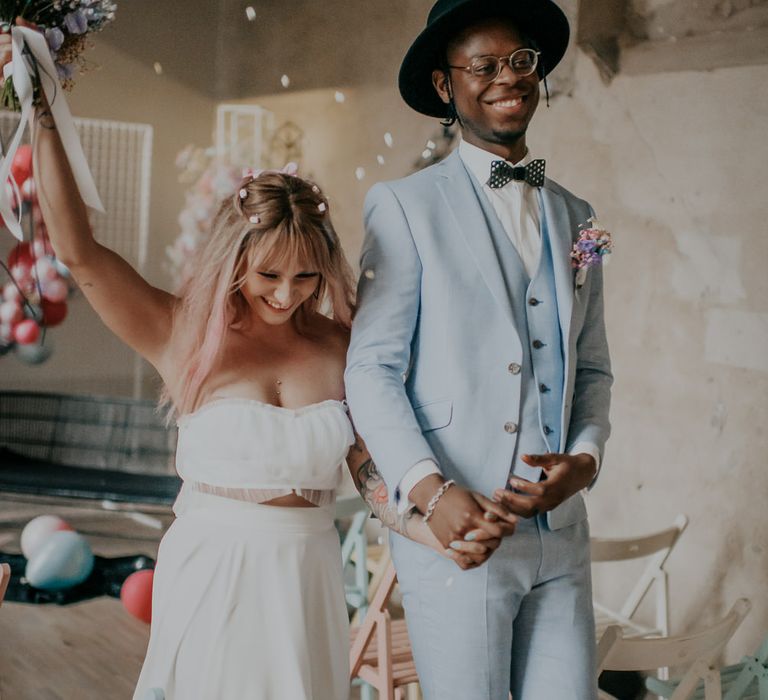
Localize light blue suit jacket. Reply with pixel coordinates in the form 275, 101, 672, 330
345, 150, 612, 529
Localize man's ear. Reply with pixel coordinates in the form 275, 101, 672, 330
432, 69, 452, 105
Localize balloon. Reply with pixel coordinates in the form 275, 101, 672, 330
11, 144, 33, 185
13, 319, 40, 345
25, 531, 94, 591
41, 278, 68, 303
10, 263, 32, 287
34, 257, 59, 282
21, 177, 36, 201
120, 569, 154, 623
7, 242, 34, 268
41, 299, 67, 327
3, 283, 21, 302
32, 237, 54, 258
21, 515, 74, 559
15, 338, 53, 364
0, 300, 23, 325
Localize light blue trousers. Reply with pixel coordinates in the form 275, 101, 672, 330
391, 514, 597, 700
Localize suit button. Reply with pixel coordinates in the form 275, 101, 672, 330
532, 340, 544, 349
543, 425, 553, 435
504, 422, 518, 434
508, 362, 521, 375
539, 383, 549, 393
529, 298, 540, 306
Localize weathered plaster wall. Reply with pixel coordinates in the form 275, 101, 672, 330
530, 53, 768, 658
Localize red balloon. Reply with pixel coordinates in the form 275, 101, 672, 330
120, 569, 154, 624
11, 144, 33, 185
7, 242, 34, 268
13, 319, 40, 345
41, 299, 67, 327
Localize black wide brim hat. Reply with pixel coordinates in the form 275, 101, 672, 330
399, 0, 570, 118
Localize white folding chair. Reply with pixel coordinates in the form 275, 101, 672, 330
597, 598, 751, 700
591, 514, 688, 641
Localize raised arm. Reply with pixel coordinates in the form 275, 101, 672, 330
30, 101, 174, 367
1, 27, 175, 368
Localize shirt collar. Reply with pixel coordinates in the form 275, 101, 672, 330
458, 139, 532, 188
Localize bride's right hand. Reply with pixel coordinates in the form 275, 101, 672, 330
0, 17, 41, 86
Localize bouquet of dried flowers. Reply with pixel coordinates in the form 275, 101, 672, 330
0, 0, 116, 111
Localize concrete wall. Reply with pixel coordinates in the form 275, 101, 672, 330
0, 42, 215, 396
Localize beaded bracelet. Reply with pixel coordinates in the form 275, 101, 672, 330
422, 479, 456, 523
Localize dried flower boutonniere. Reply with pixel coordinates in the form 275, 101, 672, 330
571, 218, 612, 288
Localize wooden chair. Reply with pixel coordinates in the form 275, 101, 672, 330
349, 560, 419, 700
597, 598, 751, 700
591, 514, 688, 641
646, 632, 768, 700
0, 562, 10, 606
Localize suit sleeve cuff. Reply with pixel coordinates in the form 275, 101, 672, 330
396, 459, 442, 514
569, 441, 601, 494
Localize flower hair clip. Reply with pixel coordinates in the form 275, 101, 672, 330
571, 217, 612, 288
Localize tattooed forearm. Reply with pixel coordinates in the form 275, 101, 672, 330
35, 108, 56, 130
356, 458, 415, 537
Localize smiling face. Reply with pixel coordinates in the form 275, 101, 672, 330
240, 252, 320, 327
433, 17, 540, 161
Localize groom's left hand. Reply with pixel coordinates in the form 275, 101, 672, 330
492, 453, 597, 518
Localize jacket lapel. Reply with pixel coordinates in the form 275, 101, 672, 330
435, 152, 515, 326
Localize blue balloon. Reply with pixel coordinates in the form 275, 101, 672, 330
25, 531, 94, 590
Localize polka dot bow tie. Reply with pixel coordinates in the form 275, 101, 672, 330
488, 159, 546, 189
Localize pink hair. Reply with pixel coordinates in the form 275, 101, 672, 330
161, 172, 355, 418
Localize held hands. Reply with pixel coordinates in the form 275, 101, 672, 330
493, 452, 597, 519
410, 475, 517, 571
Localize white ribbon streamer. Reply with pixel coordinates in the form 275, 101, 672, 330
0, 26, 104, 241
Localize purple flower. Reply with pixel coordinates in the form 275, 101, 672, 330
63, 9, 88, 34
45, 27, 65, 52
56, 62, 76, 80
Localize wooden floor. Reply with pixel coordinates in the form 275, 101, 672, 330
0, 494, 169, 699
0, 494, 370, 700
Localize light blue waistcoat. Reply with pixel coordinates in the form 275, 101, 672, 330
468, 174, 564, 486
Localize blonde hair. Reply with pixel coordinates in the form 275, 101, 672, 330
163, 171, 355, 417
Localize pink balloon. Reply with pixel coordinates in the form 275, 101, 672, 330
0, 300, 23, 325
13, 319, 40, 345
10, 263, 32, 287
34, 257, 59, 282
121, 569, 154, 624
21, 178, 36, 201
42, 278, 68, 303
3, 283, 21, 302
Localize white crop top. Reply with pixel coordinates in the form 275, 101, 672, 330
175, 398, 355, 506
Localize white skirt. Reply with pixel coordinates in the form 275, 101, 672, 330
133, 487, 350, 700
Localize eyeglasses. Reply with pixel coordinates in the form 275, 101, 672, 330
447, 48, 541, 82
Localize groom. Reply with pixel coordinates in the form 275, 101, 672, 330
345, 0, 612, 697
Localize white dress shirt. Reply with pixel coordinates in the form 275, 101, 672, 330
396, 141, 599, 512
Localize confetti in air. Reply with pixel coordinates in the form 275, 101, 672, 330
280, 74, 290, 88
153, 62, 163, 75
384, 132, 394, 148
355, 167, 366, 181
245, 6, 256, 21
422, 149, 432, 159
426, 140, 436, 149
334, 91, 346, 103
376, 155, 385, 165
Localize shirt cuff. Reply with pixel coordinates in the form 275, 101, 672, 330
396, 459, 442, 514
569, 441, 601, 494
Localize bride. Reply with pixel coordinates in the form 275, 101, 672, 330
1, 26, 514, 700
